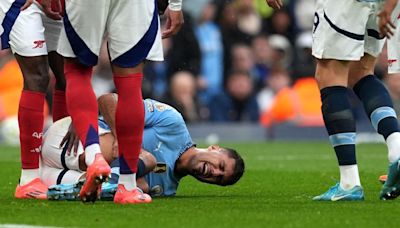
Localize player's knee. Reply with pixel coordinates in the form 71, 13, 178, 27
23, 71, 50, 92
316, 59, 349, 88
349, 56, 376, 86
21, 58, 50, 92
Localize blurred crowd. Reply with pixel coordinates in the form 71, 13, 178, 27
1, 0, 399, 129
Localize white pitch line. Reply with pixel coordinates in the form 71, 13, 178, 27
0, 224, 62, 228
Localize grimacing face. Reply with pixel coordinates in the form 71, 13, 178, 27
188, 145, 236, 186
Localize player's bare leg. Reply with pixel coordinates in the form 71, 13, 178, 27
14, 54, 49, 199
64, 58, 110, 202
112, 64, 151, 204
48, 51, 68, 122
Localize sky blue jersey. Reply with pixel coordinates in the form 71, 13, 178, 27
103, 99, 194, 196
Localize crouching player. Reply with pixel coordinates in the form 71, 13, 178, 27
40, 94, 245, 200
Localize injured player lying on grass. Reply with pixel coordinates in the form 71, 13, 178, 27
40, 94, 245, 200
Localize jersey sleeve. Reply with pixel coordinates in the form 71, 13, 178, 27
98, 118, 112, 135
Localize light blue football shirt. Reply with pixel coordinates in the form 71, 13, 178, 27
104, 99, 194, 196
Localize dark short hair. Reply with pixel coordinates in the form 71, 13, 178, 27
222, 147, 245, 186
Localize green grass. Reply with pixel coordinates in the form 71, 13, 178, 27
0, 142, 398, 228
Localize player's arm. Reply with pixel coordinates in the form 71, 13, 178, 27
98, 93, 118, 137
98, 93, 119, 157
378, 0, 398, 38
265, 0, 283, 10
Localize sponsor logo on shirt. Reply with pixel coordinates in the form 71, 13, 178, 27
32, 132, 43, 139
153, 162, 167, 173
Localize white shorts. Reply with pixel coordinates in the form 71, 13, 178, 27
0, 0, 62, 56
40, 117, 85, 186
42, 14, 63, 52
387, 4, 400, 74
57, 0, 163, 67
40, 165, 85, 186
312, 0, 385, 60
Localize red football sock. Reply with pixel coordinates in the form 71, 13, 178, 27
52, 89, 68, 122
64, 63, 99, 148
18, 90, 45, 169
114, 73, 144, 174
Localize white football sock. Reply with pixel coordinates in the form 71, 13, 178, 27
386, 132, 400, 163
119, 173, 137, 191
84, 144, 101, 166
339, 165, 361, 190
20, 169, 39, 185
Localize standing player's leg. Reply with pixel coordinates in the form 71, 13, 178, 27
107, 0, 162, 204
111, 64, 150, 204
312, 59, 363, 201
49, 51, 68, 122
351, 6, 400, 200
311, 0, 372, 201
41, 4, 68, 122
350, 55, 400, 164
14, 54, 49, 200
1, 1, 50, 199
57, 0, 110, 202
350, 56, 400, 200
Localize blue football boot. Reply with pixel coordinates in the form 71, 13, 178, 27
380, 158, 400, 200
313, 183, 364, 201
47, 180, 118, 201
47, 181, 83, 201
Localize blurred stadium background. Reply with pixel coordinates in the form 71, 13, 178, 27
0, 0, 395, 144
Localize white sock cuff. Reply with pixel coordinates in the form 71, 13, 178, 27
119, 174, 137, 191
20, 169, 40, 185
339, 165, 361, 190
85, 144, 101, 166
386, 132, 400, 162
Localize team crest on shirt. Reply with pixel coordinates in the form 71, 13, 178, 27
154, 102, 173, 112
33, 40, 46, 49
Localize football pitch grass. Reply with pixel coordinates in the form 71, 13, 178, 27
0, 142, 399, 228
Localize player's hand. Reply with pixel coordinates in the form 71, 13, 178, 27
378, 0, 397, 38
162, 8, 184, 39
40, 0, 62, 20
378, 10, 396, 38
60, 124, 80, 157
20, 0, 34, 11
265, 0, 283, 10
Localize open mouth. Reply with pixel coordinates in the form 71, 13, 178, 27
201, 162, 209, 177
